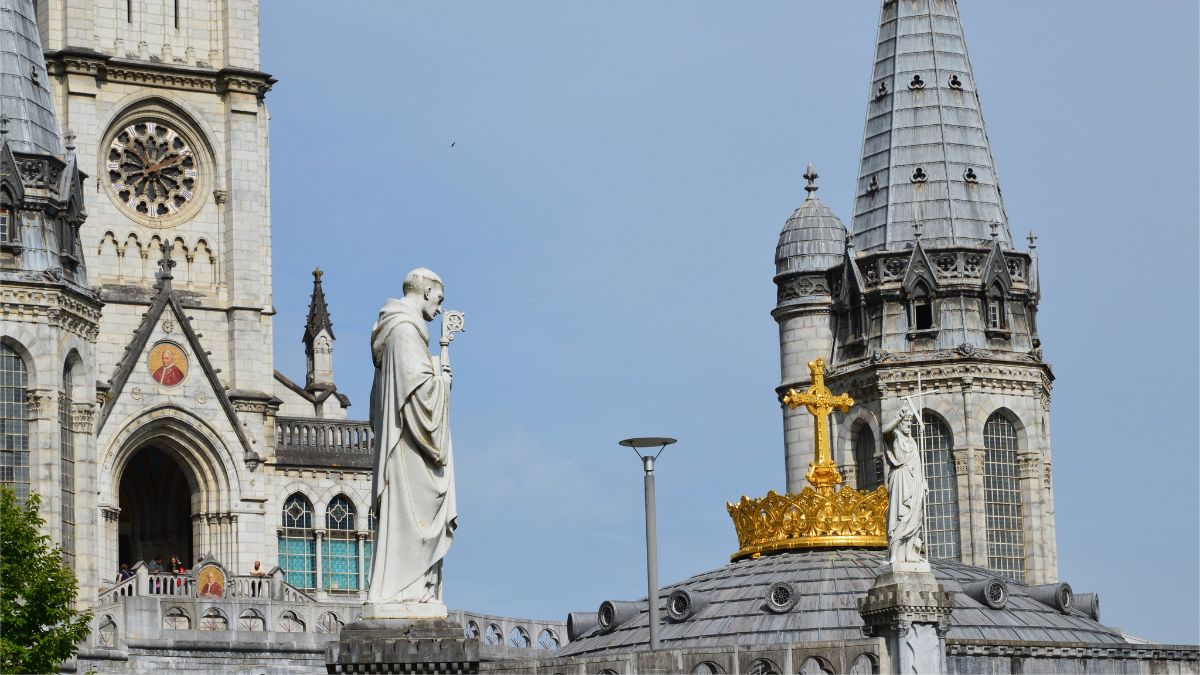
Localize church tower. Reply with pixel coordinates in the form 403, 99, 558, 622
0, 0, 102, 599
774, 0, 1057, 584
35, 0, 281, 582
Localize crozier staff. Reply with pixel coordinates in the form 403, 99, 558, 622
366, 268, 463, 610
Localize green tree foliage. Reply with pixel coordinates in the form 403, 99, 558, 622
0, 488, 92, 674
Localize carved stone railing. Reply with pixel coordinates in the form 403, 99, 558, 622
97, 563, 311, 603
274, 417, 373, 469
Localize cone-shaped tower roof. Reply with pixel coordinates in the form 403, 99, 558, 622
304, 267, 334, 346
851, 0, 1011, 251
0, 0, 64, 156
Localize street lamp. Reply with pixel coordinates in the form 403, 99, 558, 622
618, 436, 677, 651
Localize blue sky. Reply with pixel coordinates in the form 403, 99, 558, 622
261, 2, 1199, 644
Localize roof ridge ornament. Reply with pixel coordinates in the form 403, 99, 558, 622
803, 162, 819, 198
726, 358, 888, 561
0, 114, 9, 137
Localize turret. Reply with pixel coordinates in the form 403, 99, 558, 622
772, 164, 847, 492
303, 267, 335, 390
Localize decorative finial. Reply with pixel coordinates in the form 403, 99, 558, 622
913, 221, 923, 241
313, 266, 323, 282
990, 222, 1000, 240
0, 114, 9, 137
803, 162, 819, 198
727, 358, 887, 561
846, 232, 855, 251
157, 242, 176, 281
64, 129, 76, 152
1027, 230, 1038, 249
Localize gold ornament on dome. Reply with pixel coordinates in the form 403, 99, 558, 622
727, 358, 888, 561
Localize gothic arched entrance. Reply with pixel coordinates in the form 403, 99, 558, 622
118, 446, 195, 567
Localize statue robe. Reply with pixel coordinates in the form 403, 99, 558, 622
885, 422, 926, 564
367, 298, 457, 604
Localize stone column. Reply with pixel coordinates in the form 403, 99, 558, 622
951, 449, 972, 562
968, 449, 988, 566
101, 506, 121, 582
1018, 453, 1044, 583
229, 514, 240, 572
356, 533, 366, 592
315, 530, 325, 592
859, 564, 954, 675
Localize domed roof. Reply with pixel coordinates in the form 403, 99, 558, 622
560, 548, 1122, 656
775, 165, 847, 276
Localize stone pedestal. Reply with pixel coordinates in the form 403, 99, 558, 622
859, 563, 954, 675
326, 618, 479, 674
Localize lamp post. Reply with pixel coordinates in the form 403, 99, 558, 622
618, 436, 677, 651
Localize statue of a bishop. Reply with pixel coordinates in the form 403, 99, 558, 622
366, 268, 457, 617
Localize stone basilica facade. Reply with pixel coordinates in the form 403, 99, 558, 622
0, 0, 1196, 673
0, 0, 562, 671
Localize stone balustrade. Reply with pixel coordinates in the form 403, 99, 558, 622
275, 416, 373, 469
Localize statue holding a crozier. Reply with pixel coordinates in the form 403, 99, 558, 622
365, 268, 465, 618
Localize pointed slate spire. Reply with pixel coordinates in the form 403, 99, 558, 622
0, 0, 65, 156
851, 0, 1011, 252
303, 267, 334, 345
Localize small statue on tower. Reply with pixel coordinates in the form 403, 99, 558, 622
882, 401, 927, 565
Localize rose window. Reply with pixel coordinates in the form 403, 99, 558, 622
107, 121, 198, 219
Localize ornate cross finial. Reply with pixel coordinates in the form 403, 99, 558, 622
313, 266, 323, 282
990, 222, 1000, 240
64, 129, 77, 152
846, 231, 855, 251
913, 221, 923, 241
803, 162, 819, 197
0, 114, 9, 137
781, 358, 855, 494
1027, 230, 1038, 249
157, 242, 176, 281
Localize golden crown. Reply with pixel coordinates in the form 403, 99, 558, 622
726, 358, 888, 561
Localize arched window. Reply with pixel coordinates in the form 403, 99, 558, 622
162, 607, 190, 630
0, 188, 13, 243
986, 282, 1007, 330
277, 610, 305, 633
911, 411, 960, 560
238, 609, 265, 632
199, 608, 227, 631
0, 343, 30, 501
279, 494, 315, 589
853, 424, 880, 490
322, 495, 357, 592
60, 363, 75, 565
984, 412, 1025, 582
908, 283, 934, 331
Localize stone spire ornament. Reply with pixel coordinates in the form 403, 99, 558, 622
803, 162, 819, 198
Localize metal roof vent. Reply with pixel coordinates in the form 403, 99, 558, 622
1074, 592, 1101, 622
1029, 582, 1074, 614
911, 167, 928, 183
962, 577, 1009, 609
765, 582, 798, 614
909, 74, 926, 90
597, 600, 641, 634
566, 612, 599, 642
949, 74, 964, 90
875, 81, 889, 99
666, 589, 710, 622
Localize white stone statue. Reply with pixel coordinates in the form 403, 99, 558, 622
365, 268, 459, 618
882, 401, 927, 566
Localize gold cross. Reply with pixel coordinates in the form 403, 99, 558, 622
781, 358, 854, 494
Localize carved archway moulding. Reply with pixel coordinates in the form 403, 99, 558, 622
100, 404, 241, 514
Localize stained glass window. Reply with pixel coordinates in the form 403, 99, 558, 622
60, 364, 75, 566
279, 493, 315, 589
912, 412, 960, 561
0, 344, 29, 501
853, 425, 880, 490
984, 413, 1025, 582
322, 495, 358, 592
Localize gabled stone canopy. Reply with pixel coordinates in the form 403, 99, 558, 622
851, 0, 1012, 252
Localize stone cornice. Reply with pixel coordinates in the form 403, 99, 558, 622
0, 280, 102, 341
44, 49, 275, 98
